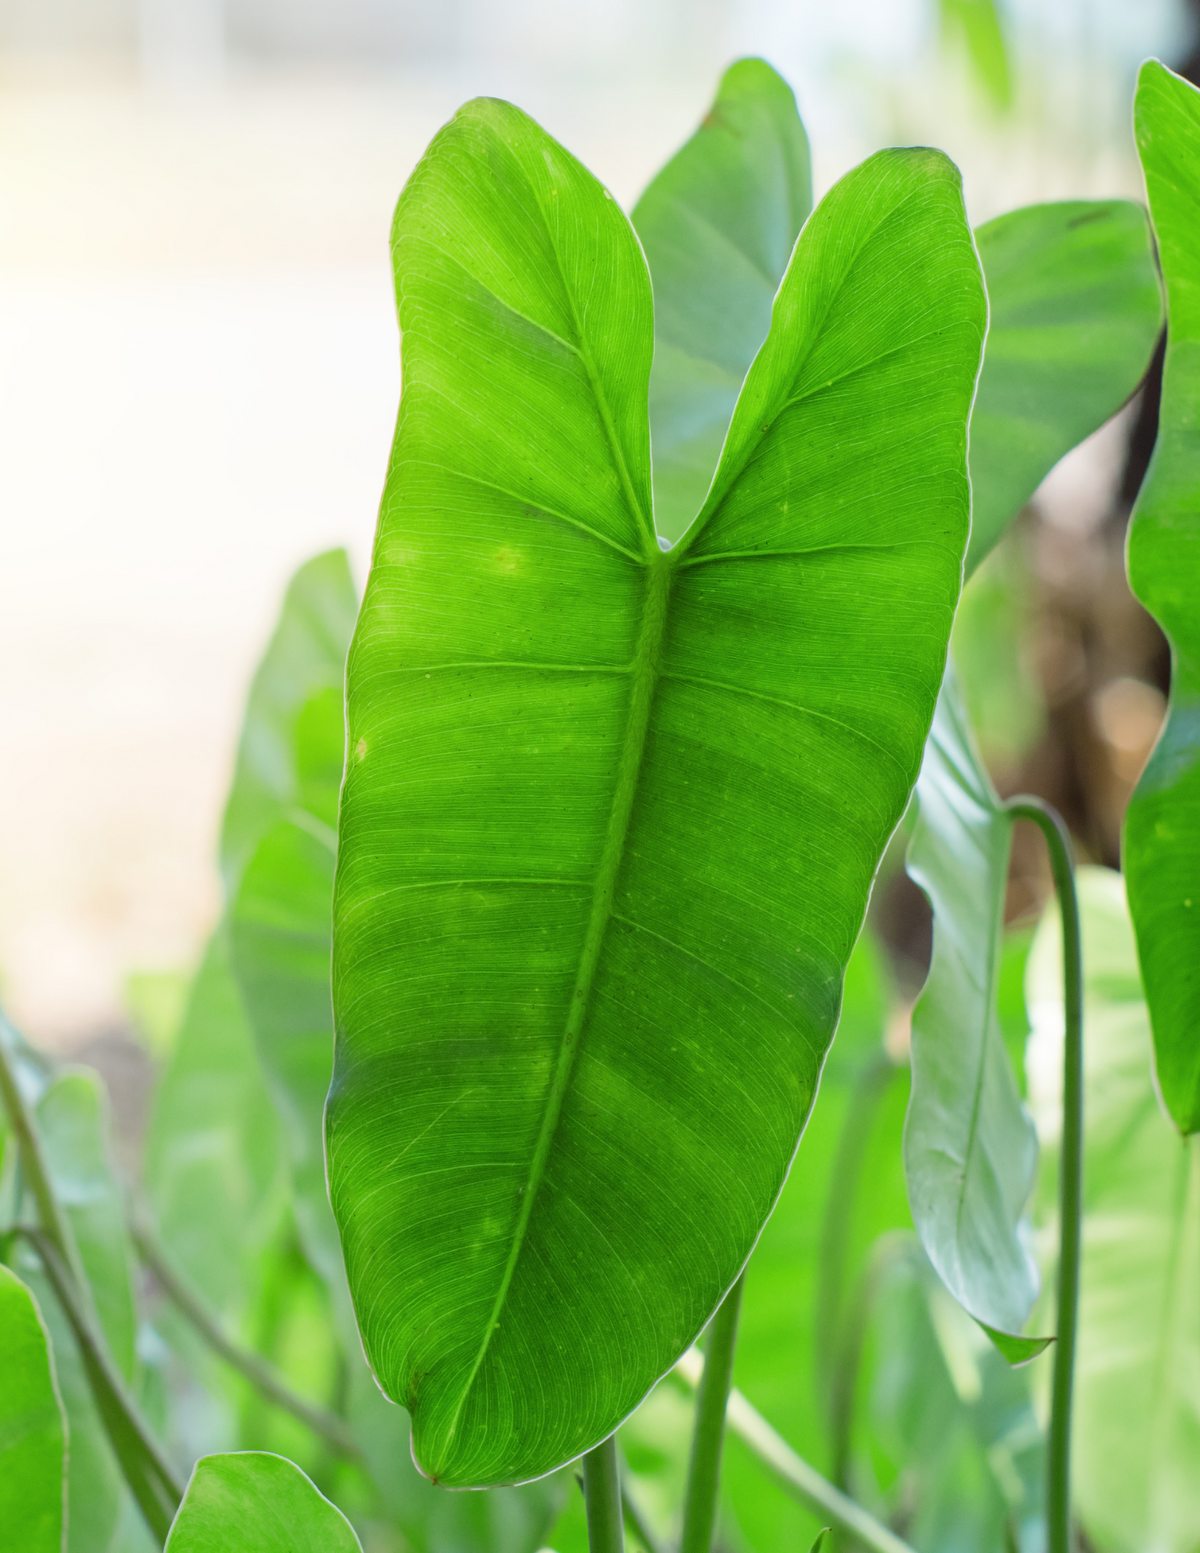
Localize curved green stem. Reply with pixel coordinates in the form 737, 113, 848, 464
129, 1208, 361, 1460
1007, 797, 1082, 1553
583, 1434, 625, 1553
0, 1020, 78, 1276
681, 1274, 744, 1553
25, 1227, 184, 1540
674, 1348, 916, 1553
2, 1018, 184, 1542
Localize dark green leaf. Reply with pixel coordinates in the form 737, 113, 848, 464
165, 1451, 362, 1551
331, 95, 984, 1487
0, 1265, 66, 1553
904, 668, 1047, 1359
1026, 867, 1200, 1551
1126, 60, 1200, 1134
630, 58, 811, 543
968, 198, 1161, 576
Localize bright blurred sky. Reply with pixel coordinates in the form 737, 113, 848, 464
0, 0, 1191, 1041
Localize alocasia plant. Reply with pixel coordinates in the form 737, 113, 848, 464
1125, 60, 1200, 1134
329, 89, 986, 1488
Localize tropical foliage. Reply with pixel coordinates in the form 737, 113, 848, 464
1, 52, 1196, 1553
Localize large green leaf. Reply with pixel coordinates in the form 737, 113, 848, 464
967, 198, 1161, 575
165, 1452, 362, 1551
219, 550, 358, 893
1025, 868, 1200, 1553
330, 94, 984, 1488
225, 572, 568, 1553
0, 1264, 66, 1553
904, 668, 1046, 1360
630, 58, 812, 543
1126, 61, 1200, 1134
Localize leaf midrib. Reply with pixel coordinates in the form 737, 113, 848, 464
437, 553, 673, 1465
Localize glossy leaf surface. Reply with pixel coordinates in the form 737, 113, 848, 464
631, 58, 811, 542
225, 561, 569, 1553
904, 669, 1045, 1358
1126, 61, 1200, 1133
166, 1452, 362, 1552
331, 94, 984, 1487
0, 1264, 66, 1553
1026, 869, 1200, 1553
967, 198, 1161, 575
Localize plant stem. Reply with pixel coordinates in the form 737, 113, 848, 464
681, 1273, 744, 1553
583, 1434, 625, 1553
1007, 797, 1082, 1553
674, 1348, 917, 1553
129, 1208, 362, 1460
2, 1018, 184, 1543
25, 1227, 184, 1540
0, 1020, 78, 1276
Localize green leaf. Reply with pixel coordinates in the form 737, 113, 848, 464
25, 1227, 182, 1543
232, 819, 340, 1283
723, 938, 911, 1551
1126, 60, 1200, 1134
16, 1242, 124, 1553
219, 550, 358, 894
968, 198, 1162, 576
165, 1452, 362, 1551
1025, 867, 1200, 1553
38, 1069, 140, 1380
331, 93, 984, 1488
938, 0, 1012, 112
904, 667, 1047, 1359
144, 926, 286, 1319
630, 58, 812, 543
860, 1246, 1044, 1551
0, 1265, 66, 1553
903, 195, 1162, 1360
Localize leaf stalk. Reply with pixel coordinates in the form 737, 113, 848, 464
583, 1433, 625, 1553
674, 1348, 916, 1553
1006, 796, 1082, 1553
680, 1273, 744, 1553
24, 1227, 184, 1541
